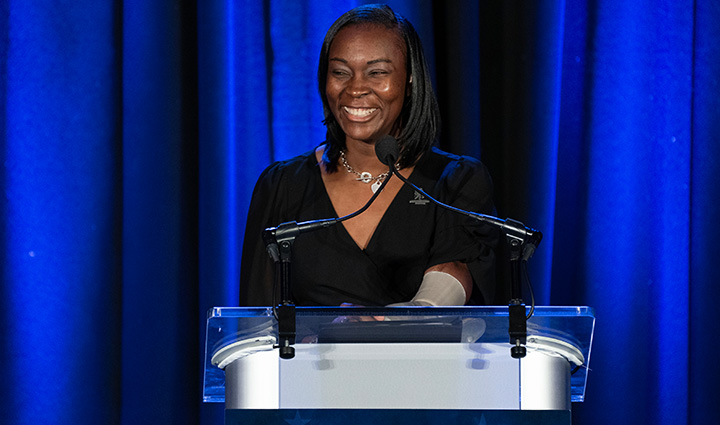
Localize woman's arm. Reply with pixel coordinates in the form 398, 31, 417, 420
425, 261, 472, 304
387, 261, 472, 306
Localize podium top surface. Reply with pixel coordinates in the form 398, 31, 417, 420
203, 306, 595, 403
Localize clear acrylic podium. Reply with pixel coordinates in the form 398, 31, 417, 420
203, 306, 594, 424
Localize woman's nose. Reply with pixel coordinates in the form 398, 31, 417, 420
347, 75, 369, 97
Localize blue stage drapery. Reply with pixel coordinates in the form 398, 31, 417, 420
1, 1, 719, 424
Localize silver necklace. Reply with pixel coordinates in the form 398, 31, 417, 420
339, 150, 392, 193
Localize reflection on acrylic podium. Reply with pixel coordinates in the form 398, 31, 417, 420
203, 306, 594, 425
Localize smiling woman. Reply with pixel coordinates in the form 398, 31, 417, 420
325, 24, 408, 146
239, 4, 499, 308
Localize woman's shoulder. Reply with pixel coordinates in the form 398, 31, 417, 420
256, 149, 319, 184
248, 149, 322, 221
421, 147, 489, 180
417, 147, 494, 207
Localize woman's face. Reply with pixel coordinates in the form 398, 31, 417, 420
325, 24, 408, 146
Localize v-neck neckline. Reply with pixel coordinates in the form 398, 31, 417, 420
311, 153, 418, 253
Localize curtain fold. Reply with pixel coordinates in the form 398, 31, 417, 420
689, 0, 720, 420
571, 2, 693, 422
121, 1, 200, 424
1, 2, 123, 424
479, 0, 567, 304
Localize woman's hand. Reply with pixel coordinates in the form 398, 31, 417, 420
333, 302, 385, 321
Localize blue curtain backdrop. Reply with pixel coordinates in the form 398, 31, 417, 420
1, 1, 719, 425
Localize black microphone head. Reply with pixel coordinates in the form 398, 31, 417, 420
375, 135, 400, 166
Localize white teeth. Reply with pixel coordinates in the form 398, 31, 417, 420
344, 106, 377, 117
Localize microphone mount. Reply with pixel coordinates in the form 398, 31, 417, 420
262, 166, 395, 359
264, 220, 336, 360
374, 137, 542, 359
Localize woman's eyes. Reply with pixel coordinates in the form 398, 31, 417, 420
330, 69, 389, 78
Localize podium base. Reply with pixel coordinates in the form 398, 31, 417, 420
225, 409, 570, 425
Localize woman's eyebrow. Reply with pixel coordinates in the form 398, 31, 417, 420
328, 57, 392, 65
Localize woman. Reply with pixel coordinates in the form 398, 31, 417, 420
239, 4, 498, 307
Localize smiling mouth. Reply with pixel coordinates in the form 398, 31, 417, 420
343, 106, 377, 118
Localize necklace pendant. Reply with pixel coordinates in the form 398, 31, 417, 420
371, 179, 382, 194
358, 172, 373, 183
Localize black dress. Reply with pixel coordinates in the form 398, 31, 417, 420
239, 146, 499, 306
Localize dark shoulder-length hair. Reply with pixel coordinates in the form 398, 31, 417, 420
318, 4, 440, 172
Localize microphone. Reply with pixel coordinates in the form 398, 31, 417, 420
375, 135, 400, 167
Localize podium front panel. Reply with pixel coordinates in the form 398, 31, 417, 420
204, 306, 594, 410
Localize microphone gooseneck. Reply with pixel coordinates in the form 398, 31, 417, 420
374, 136, 542, 359
263, 141, 398, 359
